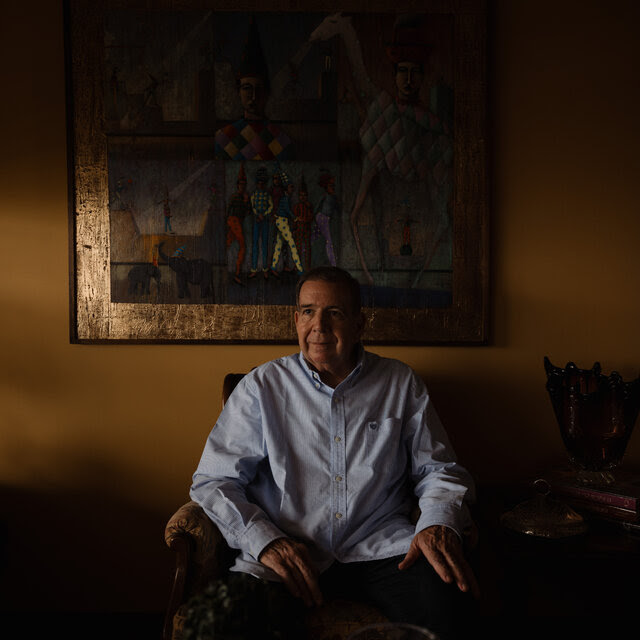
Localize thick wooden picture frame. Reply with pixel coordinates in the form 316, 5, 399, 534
66, 0, 488, 344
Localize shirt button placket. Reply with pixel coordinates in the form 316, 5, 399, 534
331, 394, 347, 540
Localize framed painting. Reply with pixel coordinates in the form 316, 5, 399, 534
66, 0, 488, 343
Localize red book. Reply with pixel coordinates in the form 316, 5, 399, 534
563, 497, 639, 522
547, 471, 640, 512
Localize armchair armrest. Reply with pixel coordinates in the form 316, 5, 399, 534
165, 501, 223, 563
163, 501, 232, 640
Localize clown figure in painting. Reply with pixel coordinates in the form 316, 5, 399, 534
310, 13, 453, 287
293, 175, 314, 272
249, 166, 274, 279
225, 164, 250, 285
215, 17, 294, 162
270, 169, 303, 277
312, 171, 338, 267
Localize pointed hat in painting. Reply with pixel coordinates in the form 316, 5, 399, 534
238, 16, 270, 91
385, 14, 431, 64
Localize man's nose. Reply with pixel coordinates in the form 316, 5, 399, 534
312, 311, 329, 332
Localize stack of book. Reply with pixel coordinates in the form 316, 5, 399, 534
546, 470, 640, 525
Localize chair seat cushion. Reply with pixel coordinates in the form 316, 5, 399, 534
306, 598, 387, 640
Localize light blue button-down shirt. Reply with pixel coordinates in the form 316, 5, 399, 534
191, 349, 475, 581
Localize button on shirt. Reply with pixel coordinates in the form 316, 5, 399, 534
190, 350, 475, 581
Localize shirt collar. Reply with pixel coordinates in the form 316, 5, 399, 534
297, 345, 366, 392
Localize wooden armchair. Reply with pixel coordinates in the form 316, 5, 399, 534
163, 373, 386, 640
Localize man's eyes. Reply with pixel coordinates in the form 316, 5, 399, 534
301, 309, 345, 318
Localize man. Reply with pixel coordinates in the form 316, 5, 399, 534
191, 267, 478, 638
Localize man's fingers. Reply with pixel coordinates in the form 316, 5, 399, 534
459, 559, 481, 599
438, 541, 481, 599
451, 555, 478, 596
294, 552, 323, 606
296, 546, 324, 606
283, 564, 312, 605
259, 538, 322, 607
407, 526, 481, 599
397, 544, 420, 571
422, 546, 454, 585
269, 557, 312, 605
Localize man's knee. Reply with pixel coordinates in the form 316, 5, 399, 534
361, 556, 473, 640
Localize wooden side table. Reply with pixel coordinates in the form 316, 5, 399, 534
474, 483, 640, 637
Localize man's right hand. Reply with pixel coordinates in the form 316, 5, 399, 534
258, 537, 323, 607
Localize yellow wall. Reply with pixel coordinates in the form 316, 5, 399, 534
1, 0, 639, 614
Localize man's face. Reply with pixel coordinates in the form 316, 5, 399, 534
295, 279, 364, 384
239, 76, 267, 120
395, 61, 424, 102
237, 179, 247, 193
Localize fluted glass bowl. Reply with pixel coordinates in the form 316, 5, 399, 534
544, 357, 640, 485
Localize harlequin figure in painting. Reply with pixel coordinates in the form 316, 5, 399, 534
160, 187, 173, 233
226, 164, 250, 285
310, 13, 453, 286
312, 171, 338, 267
293, 175, 314, 272
249, 166, 273, 279
270, 166, 290, 269
270, 169, 303, 277
214, 18, 294, 162
270, 167, 284, 212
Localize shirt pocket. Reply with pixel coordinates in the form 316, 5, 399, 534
364, 417, 403, 469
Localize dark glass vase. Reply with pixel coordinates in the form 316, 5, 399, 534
544, 357, 640, 485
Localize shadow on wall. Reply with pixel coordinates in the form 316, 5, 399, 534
0, 484, 173, 617
424, 368, 566, 485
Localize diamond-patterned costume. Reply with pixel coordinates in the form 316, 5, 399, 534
215, 118, 294, 161
359, 91, 451, 186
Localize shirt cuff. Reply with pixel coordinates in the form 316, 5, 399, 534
242, 519, 288, 561
415, 503, 469, 539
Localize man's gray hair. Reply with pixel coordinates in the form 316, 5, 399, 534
295, 267, 362, 313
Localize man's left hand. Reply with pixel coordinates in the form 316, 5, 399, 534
398, 525, 480, 599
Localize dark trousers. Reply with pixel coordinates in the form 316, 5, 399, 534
319, 555, 473, 640
250, 554, 475, 640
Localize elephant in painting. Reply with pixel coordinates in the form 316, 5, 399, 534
157, 242, 214, 300
127, 263, 161, 295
